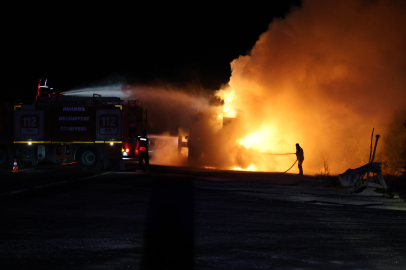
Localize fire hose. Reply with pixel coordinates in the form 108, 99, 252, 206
261, 153, 296, 155
279, 159, 298, 174
261, 152, 298, 174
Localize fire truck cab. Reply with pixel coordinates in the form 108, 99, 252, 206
12, 95, 147, 170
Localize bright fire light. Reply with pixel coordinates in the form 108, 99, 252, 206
238, 127, 276, 151
234, 164, 257, 171
221, 89, 236, 118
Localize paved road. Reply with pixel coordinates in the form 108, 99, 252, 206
0, 164, 405, 269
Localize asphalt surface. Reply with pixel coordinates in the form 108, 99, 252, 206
0, 163, 405, 270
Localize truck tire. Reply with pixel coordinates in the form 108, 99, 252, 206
0, 148, 8, 169
77, 146, 103, 170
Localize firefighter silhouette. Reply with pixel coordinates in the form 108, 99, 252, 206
295, 143, 304, 175
137, 131, 149, 171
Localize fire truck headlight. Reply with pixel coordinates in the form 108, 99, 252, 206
123, 152, 128, 156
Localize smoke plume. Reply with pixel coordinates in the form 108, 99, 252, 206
65, 0, 406, 174
201, 0, 406, 174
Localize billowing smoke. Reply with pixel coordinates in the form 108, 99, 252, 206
64, 0, 406, 174
120, 84, 209, 167
210, 0, 406, 174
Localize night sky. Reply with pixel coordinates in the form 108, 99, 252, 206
3, 1, 301, 102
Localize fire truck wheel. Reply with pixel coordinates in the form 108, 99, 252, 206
77, 146, 103, 170
0, 148, 8, 169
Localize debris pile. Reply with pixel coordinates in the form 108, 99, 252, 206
338, 162, 387, 189
338, 130, 387, 190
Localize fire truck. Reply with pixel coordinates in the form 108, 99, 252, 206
5, 94, 147, 170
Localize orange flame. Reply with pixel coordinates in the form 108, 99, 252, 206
205, 0, 406, 174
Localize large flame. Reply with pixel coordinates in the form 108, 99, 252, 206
191, 0, 406, 174
64, 0, 406, 175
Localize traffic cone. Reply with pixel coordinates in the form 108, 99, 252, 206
11, 159, 19, 173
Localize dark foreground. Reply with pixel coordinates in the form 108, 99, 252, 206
0, 163, 405, 269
